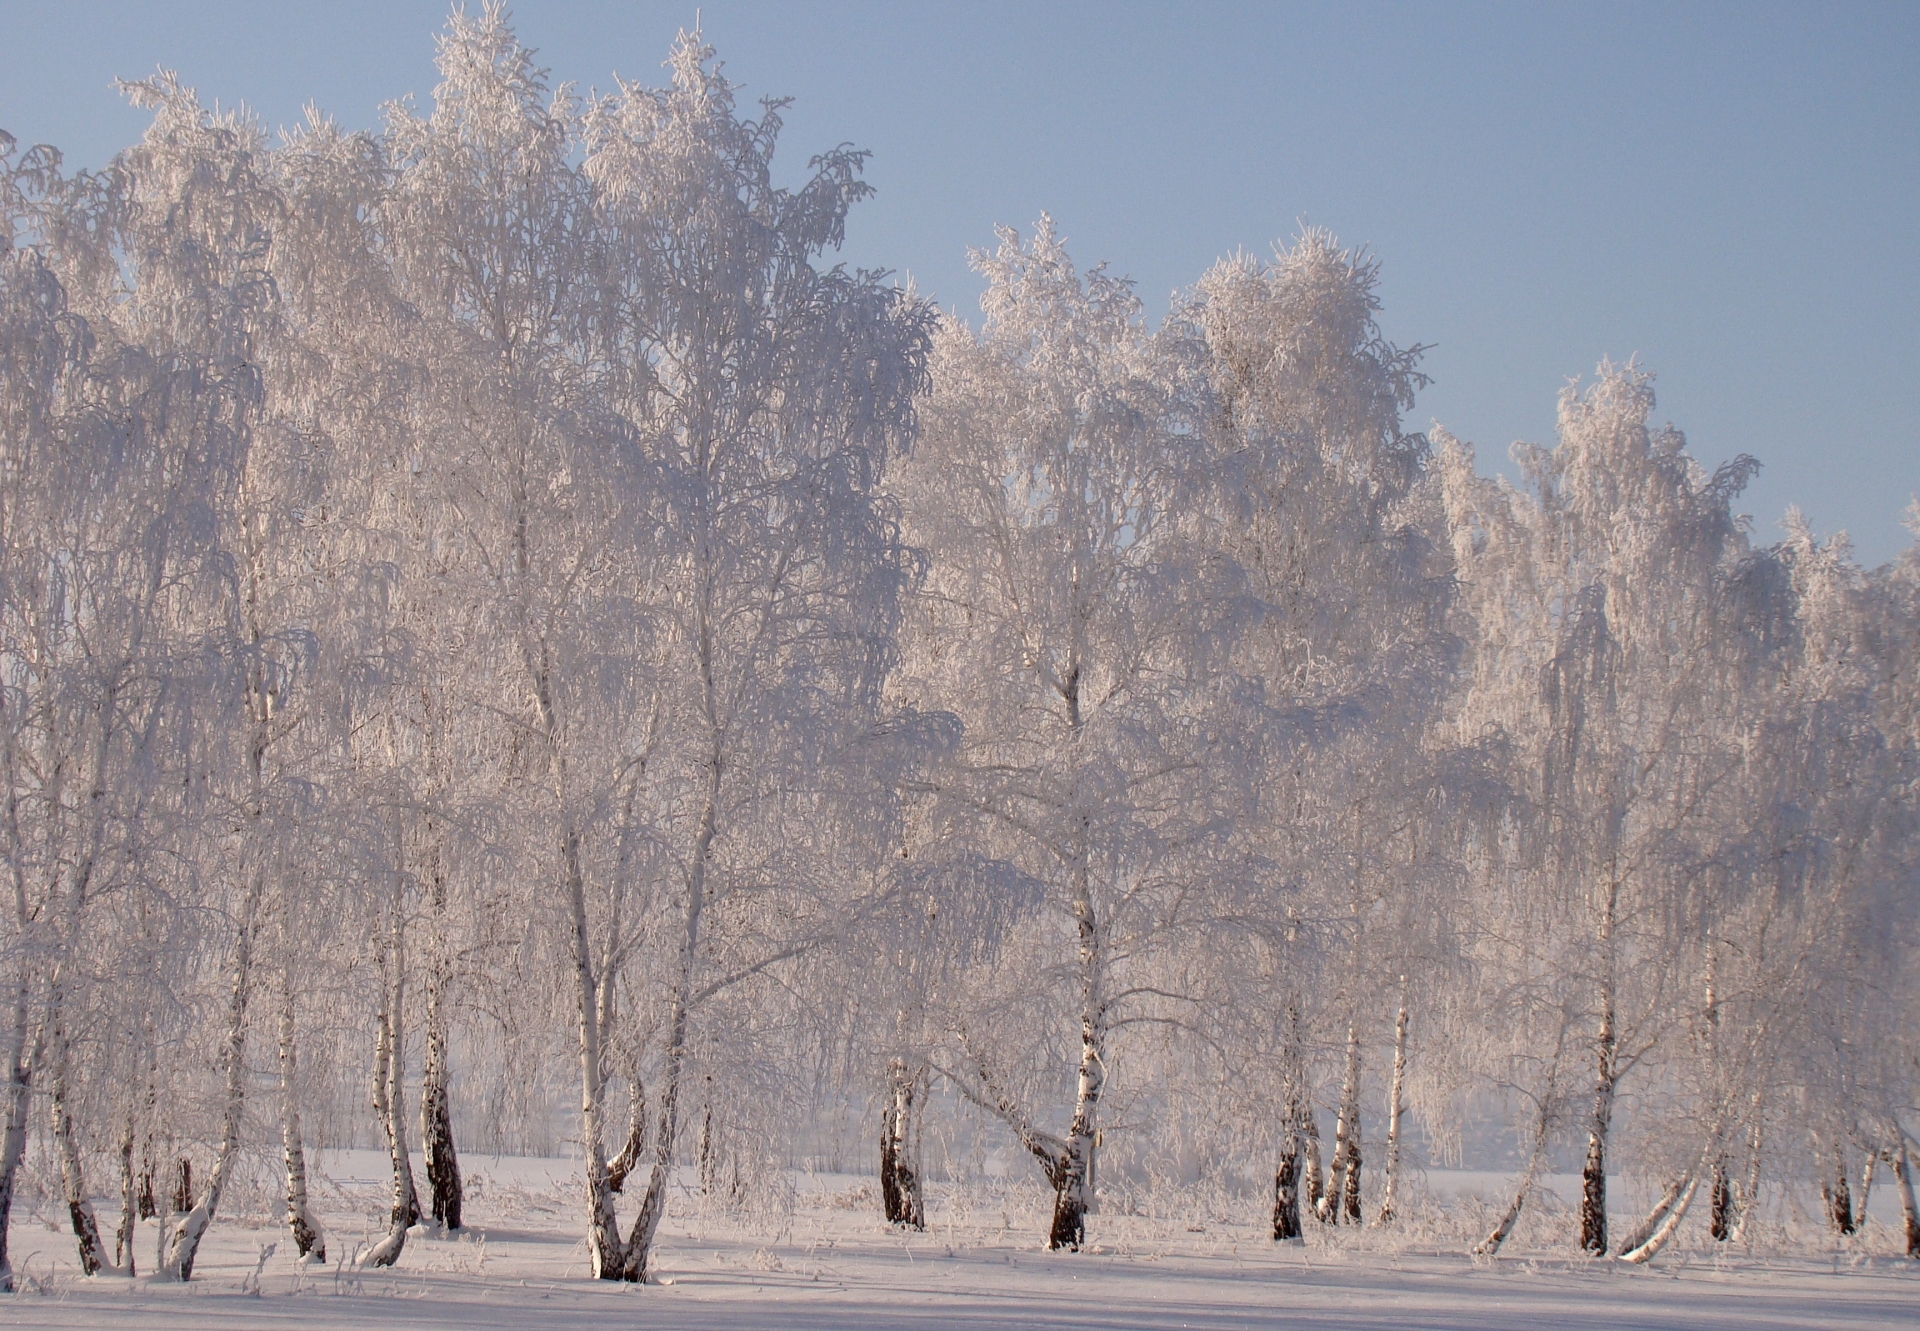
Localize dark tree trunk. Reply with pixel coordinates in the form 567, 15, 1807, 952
1273, 1143, 1302, 1240
1824, 1144, 1856, 1236
1709, 1154, 1732, 1241
879, 1058, 925, 1229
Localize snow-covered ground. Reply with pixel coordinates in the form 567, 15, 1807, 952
0, 1153, 1912, 1329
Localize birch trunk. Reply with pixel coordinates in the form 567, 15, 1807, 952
1303, 1113, 1326, 1220
277, 959, 324, 1261
159, 870, 263, 1281
1048, 772, 1105, 1252
1273, 1003, 1307, 1241
1616, 1170, 1703, 1264
1822, 1140, 1856, 1236
113, 1113, 136, 1276
1708, 1155, 1732, 1241
48, 1013, 117, 1276
1579, 874, 1620, 1256
1474, 1115, 1549, 1258
880, 1058, 926, 1229
365, 891, 421, 1268
606, 1073, 645, 1194
1322, 1021, 1362, 1224
1376, 984, 1409, 1226
0, 984, 38, 1292
419, 920, 461, 1230
1614, 1173, 1685, 1256
1893, 1140, 1919, 1259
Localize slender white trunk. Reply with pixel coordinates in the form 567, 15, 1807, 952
278, 957, 324, 1261
365, 880, 420, 1268
1580, 872, 1620, 1256
1323, 1020, 1362, 1224
1376, 983, 1409, 1226
1614, 1173, 1686, 1256
113, 1111, 136, 1276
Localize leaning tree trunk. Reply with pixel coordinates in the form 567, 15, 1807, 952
277, 957, 325, 1261
1474, 1104, 1551, 1258
1619, 1130, 1723, 1265
1614, 1172, 1686, 1256
1476, 1020, 1568, 1259
1377, 983, 1410, 1226
879, 1057, 926, 1229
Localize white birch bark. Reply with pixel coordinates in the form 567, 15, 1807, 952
1376, 983, 1410, 1226
365, 875, 420, 1269
277, 956, 324, 1261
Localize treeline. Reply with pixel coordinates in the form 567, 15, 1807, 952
0, 10, 1915, 1287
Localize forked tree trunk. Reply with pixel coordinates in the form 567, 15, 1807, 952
278, 959, 325, 1261
160, 873, 264, 1281
1893, 1140, 1920, 1259
879, 1057, 926, 1229
1377, 984, 1410, 1226
606, 1073, 646, 1194
1476, 1022, 1567, 1259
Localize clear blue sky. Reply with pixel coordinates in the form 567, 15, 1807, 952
3, 1, 1915, 564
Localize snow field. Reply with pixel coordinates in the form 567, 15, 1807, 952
0, 1156, 1912, 1329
